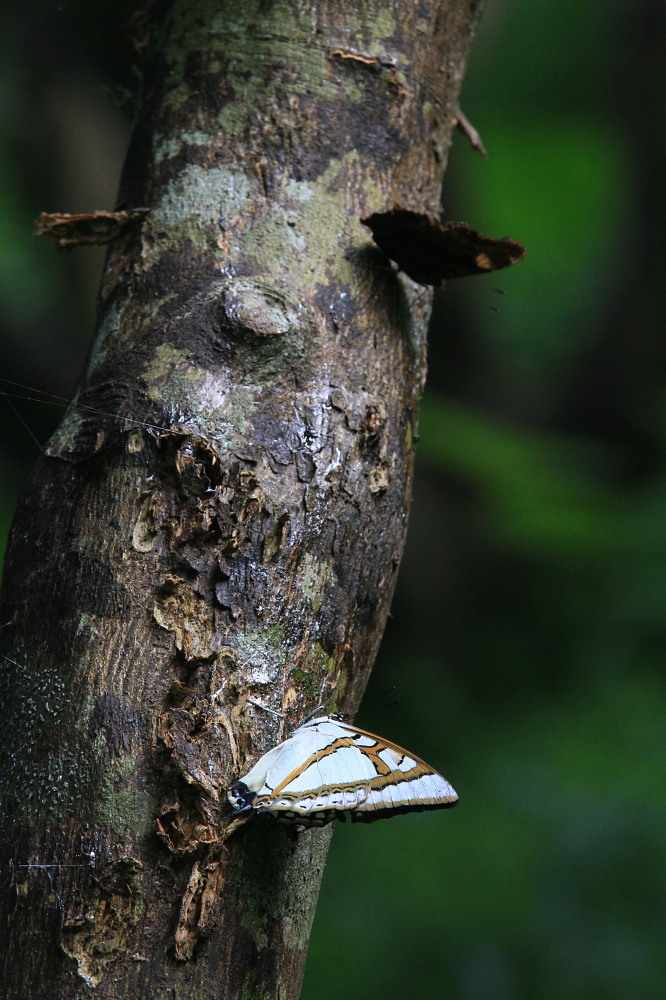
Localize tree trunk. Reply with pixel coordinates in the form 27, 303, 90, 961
0, 1, 484, 996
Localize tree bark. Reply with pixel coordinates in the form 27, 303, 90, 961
0, 1, 484, 996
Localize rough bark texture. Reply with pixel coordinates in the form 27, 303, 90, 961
0, 1, 484, 997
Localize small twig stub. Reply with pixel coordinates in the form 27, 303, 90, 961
34, 208, 150, 251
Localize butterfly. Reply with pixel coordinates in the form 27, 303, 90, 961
361, 207, 525, 286
227, 713, 458, 826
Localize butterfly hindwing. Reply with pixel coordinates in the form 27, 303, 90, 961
228, 715, 458, 826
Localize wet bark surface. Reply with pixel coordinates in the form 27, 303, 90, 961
0, 1, 484, 996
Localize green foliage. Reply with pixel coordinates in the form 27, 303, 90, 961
418, 394, 631, 559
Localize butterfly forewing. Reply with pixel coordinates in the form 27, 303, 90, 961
228, 716, 458, 826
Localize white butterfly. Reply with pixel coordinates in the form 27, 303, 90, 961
227, 713, 458, 826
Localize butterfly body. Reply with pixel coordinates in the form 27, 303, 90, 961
228, 714, 458, 826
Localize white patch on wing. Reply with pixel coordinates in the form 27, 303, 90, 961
378, 747, 402, 768
354, 734, 377, 747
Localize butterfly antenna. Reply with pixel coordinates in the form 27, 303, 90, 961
361, 686, 399, 716
446, 283, 505, 313
302, 703, 327, 724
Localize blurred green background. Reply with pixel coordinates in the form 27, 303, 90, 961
2, 2, 665, 999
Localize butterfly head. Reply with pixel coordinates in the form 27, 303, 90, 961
228, 779, 256, 815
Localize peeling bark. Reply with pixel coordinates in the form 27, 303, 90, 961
0, 1, 485, 997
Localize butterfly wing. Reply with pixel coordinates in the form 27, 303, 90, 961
431, 222, 525, 280
361, 208, 525, 285
332, 720, 458, 823
228, 716, 458, 826
228, 719, 374, 825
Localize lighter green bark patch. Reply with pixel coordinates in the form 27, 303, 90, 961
290, 643, 333, 700
145, 162, 260, 262
361, 172, 388, 214
305, 642, 335, 677
152, 163, 256, 228
300, 553, 336, 613
96, 750, 156, 837
241, 153, 359, 291
236, 626, 288, 686
85, 302, 121, 377
154, 130, 214, 163
163, 1, 335, 120
211, 4, 337, 132
144, 342, 188, 382
144, 343, 258, 448
370, 8, 397, 43
44, 395, 85, 458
